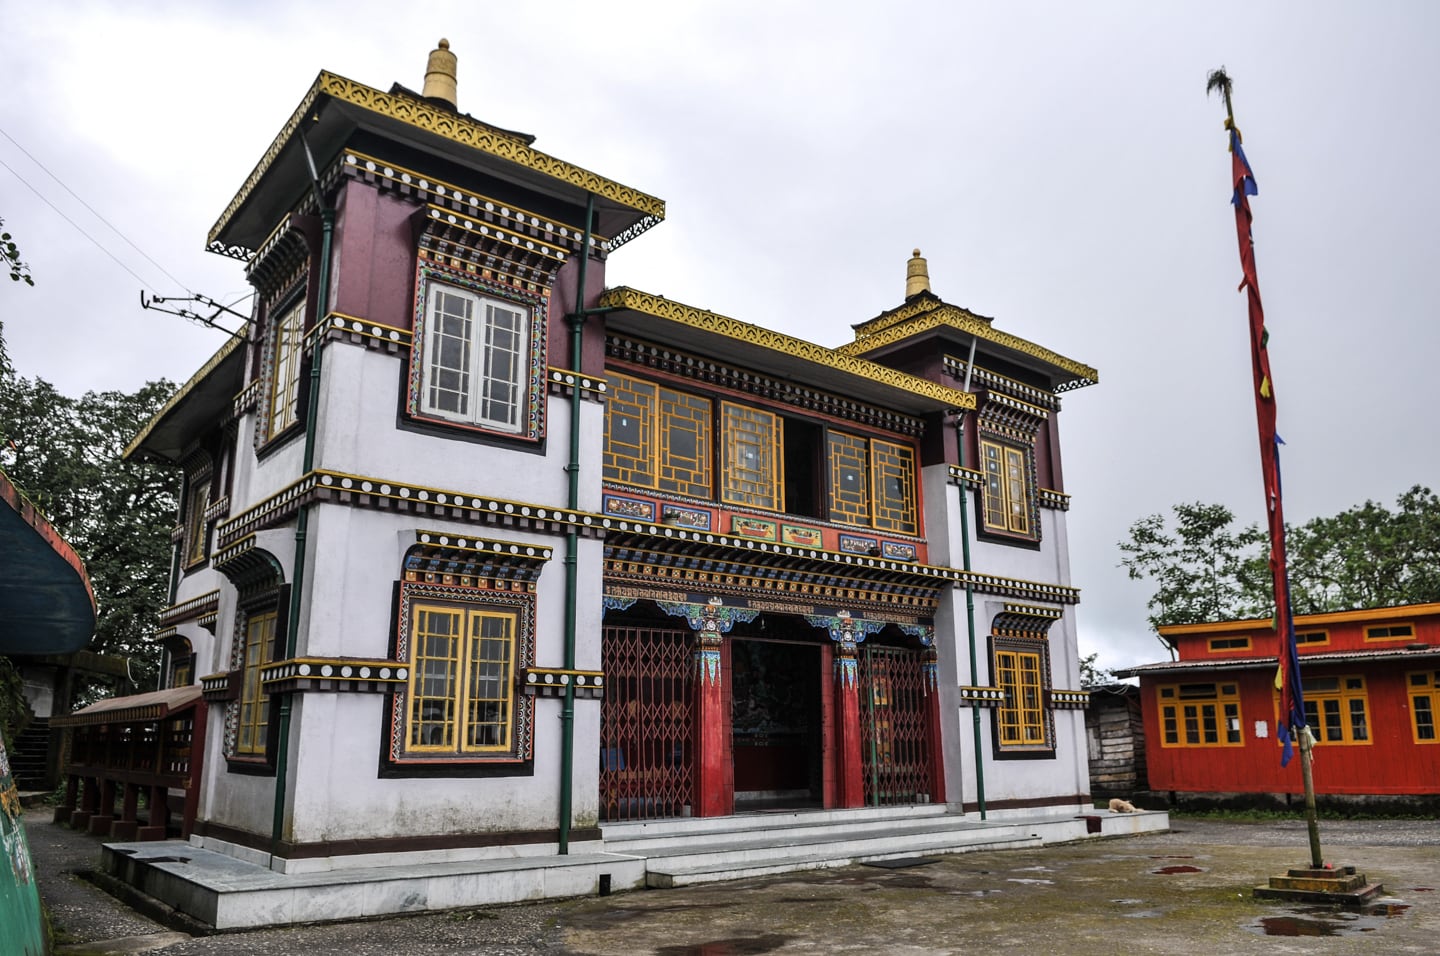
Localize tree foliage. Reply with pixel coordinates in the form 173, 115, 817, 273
1121, 488, 1440, 636
1079, 652, 1115, 689
2, 216, 35, 286
0, 321, 177, 693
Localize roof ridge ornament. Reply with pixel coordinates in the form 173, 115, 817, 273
422, 38, 458, 111
906, 248, 931, 298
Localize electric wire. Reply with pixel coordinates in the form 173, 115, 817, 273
0, 155, 160, 294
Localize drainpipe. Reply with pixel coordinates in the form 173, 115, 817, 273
558, 194, 594, 854
957, 337, 986, 819
273, 134, 334, 857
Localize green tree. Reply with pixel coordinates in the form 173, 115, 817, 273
0, 321, 177, 693
1078, 652, 1115, 689
1122, 489, 1440, 637
1118, 502, 1270, 636
2, 216, 34, 285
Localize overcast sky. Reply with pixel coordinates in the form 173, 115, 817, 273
3, 1, 1437, 670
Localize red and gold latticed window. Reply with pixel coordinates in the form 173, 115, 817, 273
722, 402, 782, 511
827, 431, 870, 526
870, 439, 917, 535
604, 373, 712, 499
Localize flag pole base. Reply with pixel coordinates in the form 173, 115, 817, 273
1253, 865, 1384, 907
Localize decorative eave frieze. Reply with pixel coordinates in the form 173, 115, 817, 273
944, 355, 1060, 410
1049, 689, 1090, 710
261, 657, 408, 695
547, 367, 609, 402
607, 335, 929, 435
992, 601, 1067, 636
958, 685, 1007, 707
521, 667, 604, 699
839, 304, 1098, 392
157, 590, 221, 629
946, 467, 1072, 512
207, 71, 665, 257
599, 288, 976, 414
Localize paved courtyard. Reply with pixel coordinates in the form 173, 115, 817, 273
29, 809, 1440, 955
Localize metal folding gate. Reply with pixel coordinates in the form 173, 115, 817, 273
599, 625, 694, 821
859, 644, 933, 806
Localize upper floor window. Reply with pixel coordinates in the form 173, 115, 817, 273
268, 300, 305, 438
183, 477, 210, 568
871, 439, 917, 535
420, 284, 526, 432
722, 402, 782, 510
827, 431, 870, 525
980, 438, 1032, 537
604, 373, 712, 497
1158, 682, 1242, 748
1208, 636, 1251, 652
1365, 623, 1414, 642
1295, 630, 1329, 646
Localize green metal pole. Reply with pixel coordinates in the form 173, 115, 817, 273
272, 206, 333, 854
558, 194, 594, 854
957, 339, 985, 819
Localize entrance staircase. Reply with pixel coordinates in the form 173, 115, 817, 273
8, 717, 51, 791
605, 804, 1053, 888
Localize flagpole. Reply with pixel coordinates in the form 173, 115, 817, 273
1206, 68, 1322, 869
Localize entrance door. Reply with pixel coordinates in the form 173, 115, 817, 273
730, 638, 822, 808
859, 643, 934, 806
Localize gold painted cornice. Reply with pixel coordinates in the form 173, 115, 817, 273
209, 71, 665, 249
599, 287, 976, 412
840, 304, 1098, 388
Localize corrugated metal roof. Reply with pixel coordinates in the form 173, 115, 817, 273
1113, 645, 1440, 678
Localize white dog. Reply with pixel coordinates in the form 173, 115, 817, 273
1108, 798, 1137, 813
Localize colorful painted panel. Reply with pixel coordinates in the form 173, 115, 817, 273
781, 525, 824, 549
839, 534, 879, 555
661, 505, 711, 530
882, 541, 917, 562
603, 495, 656, 521
730, 515, 778, 542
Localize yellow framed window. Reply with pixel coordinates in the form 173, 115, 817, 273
721, 402, 782, 510
827, 431, 869, 526
1208, 636, 1252, 652
1158, 682, 1243, 747
183, 478, 210, 567
406, 603, 516, 754
1408, 670, 1439, 744
603, 374, 656, 487
995, 648, 1046, 748
1294, 630, 1329, 647
980, 439, 1032, 536
870, 439, 917, 535
1365, 623, 1414, 642
1302, 675, 1370, 745
657, 389, 711, 498
237, 610, 277, 756
268, 300, 305, 437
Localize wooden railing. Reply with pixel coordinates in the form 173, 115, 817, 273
51, 685, 206, 841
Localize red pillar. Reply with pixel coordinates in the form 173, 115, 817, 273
834, 643, 865, 808
692, 628, 733, 817
922, 648, 947, 804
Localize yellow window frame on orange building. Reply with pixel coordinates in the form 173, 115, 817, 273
1158, 681, 1243, 748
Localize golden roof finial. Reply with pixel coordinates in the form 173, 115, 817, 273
905, 248, 931, 298
422, 38, 458, 111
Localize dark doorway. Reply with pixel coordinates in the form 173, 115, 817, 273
730, 638, 822, 809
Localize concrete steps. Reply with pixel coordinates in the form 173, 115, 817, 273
604, 805, 1046, 888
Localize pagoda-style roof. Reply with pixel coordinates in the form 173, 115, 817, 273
0, 469, 95, 654
208, 70, 665, 260
123, 336, 245, 463
598, 287, 976, 417
839, 291, 1098, 393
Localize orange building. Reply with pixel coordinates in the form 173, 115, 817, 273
1114, 603, 1440, 808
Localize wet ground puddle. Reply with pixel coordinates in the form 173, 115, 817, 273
1250, 900, 1411, 937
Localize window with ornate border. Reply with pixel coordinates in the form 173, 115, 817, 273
1365, 623, 1414, 642
407, 267, 546, 441
603, 373, 712, 498
871, 439, 917, 535
991, 636, 1054, 755
1158, 682, 1243, 747
827, 431, 870, 526
1408, 670, 1439, 744
387, 580, 536, 768
1301, 675, 1370, 745
979, 438, 1034, 538
267, 300, 305, 438
721, 401, 782, 511
236, 609, 277, 758
183, 476, 211, 568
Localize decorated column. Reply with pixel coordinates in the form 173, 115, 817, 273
919, 638, 947, 804
657, 597, 757, 817
809, 610, 871, 808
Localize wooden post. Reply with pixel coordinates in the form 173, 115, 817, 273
834, 644, 865, 808
922, 648, 946, 804
692, 629, 733, 817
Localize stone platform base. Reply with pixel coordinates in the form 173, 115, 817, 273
1253, 864, 1384, 906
